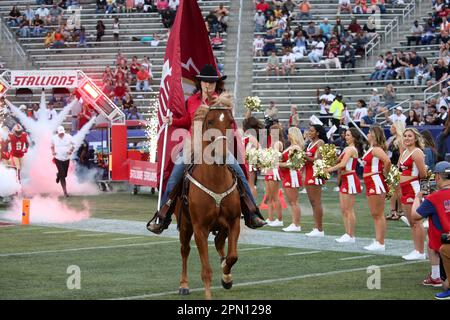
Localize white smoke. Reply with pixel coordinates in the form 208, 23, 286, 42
1, 196, 90, 224
5, 92, 100, 197
0, 164, 21, 197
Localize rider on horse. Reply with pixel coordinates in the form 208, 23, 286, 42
147, 64, 267, 234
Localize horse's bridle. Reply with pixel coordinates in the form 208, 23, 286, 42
204, 105, 232, 145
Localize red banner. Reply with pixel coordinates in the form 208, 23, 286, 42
129, 160, 158, 187
157, 0, 217, 193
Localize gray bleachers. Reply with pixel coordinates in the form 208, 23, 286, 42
1, 0, 230, 126
250, 0, 427, 125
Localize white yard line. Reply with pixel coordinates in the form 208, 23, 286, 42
108, 260, 426, 300
43, 230, 77, 234
77, 233, 108, 237
0, 240, 179, 257
239, 246, 272, 252
339, 255, 376, 261
286, 250, 322, 256
111, 236, 146, 241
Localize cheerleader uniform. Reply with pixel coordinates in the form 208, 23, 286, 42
399, 148, 422, 205
280, 149, 303, 188
243, 135, 258, 173
265, 141, 282, 182
265, 167, 281, 182
304, 140, 325, 186
362, 147, 389, 196
339, 146, 362, 194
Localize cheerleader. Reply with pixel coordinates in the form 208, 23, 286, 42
265, 123, 284, 227
325, 128, 364, 243
386, 122, 405, 220
279, 127, 305, 232
399, 128, 427, 261
304, 124, 328, 237
243, 117, 264, 199
362, 126, 391, 251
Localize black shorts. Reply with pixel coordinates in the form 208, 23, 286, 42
55, 159, 70, 179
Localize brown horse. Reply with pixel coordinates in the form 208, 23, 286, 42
176, 98, 241, 300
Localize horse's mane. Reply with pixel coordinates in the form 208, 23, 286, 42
191, 91, 233, 132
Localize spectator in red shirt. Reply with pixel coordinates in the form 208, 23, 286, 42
114, 81, 128, 102
348, 18, 362, 35
256, 0, 269, 13
102, 66, 114, 84
211, 32, 223, 49
102, 79, 115, 98
129, 56, 141, 85
52, 28, 65, 48
136, 66, 150, 92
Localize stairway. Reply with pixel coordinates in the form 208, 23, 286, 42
223, 0, 255, 118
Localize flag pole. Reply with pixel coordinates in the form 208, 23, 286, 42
156, 109, 171, 221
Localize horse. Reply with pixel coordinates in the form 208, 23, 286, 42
175, 96, 241, 300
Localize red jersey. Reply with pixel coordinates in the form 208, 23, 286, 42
399, 148, 421, 177
9, 133, 28, 158
339, 146, 358, 172
362, 147, 383, 174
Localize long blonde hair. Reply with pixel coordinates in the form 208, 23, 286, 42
288, 127, 305, 149
392, 121, 405, 149
403, 128, 425, 150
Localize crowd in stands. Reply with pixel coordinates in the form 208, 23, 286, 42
100, 52, 153, 117
253, 0, 385, 72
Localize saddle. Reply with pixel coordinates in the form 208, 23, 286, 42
151, 164, 264, 232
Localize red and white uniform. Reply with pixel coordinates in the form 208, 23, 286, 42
265, 167, 281, 181
280, 149, 303, 188
362, 147, 388, 196
243, 135, 257, 173
265, 142, 282, 182
8, 133, 28, 158
339, 147, 361, 194
304, 140, 325, 186
399, 148, 422, 205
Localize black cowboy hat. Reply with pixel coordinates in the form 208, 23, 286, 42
196, 64, 227, 83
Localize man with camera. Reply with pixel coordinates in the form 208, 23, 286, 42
413, 161, 450, 300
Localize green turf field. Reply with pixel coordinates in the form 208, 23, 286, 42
0, 189, 443, 300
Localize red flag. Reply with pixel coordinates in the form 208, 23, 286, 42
157, 0, 217, 193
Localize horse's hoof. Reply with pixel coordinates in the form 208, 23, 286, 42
221, 279, 233, 290
179, 287, 190, 295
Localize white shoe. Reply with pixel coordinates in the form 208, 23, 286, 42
335, 233, 355, 243
333, 187, 340, 192
300, 189, 307, 194
305, 228, 325, 237
282, 223, 301, 232
268, 219, 284, 227
402, 250, 426, 261
400, 216, 411, 227
364, 240, 385, 251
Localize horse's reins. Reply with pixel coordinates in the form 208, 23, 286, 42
186, 104, 237, 207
